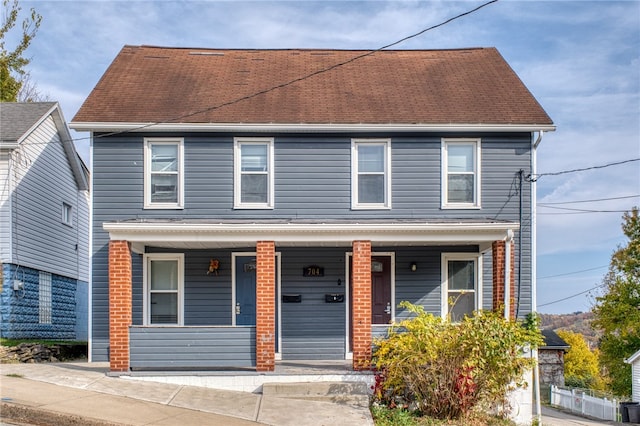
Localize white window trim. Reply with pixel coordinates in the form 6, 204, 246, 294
62, 202, 73, 227
143, 138, 184, 209
234, 137, 275, 209
440, 253, 482, 320
143, 253, 184, 326
441, 138, 481, 209
351, 138, 392, 210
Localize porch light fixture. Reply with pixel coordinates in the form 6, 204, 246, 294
410, 262, 417, 272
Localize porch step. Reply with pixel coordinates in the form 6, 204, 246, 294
262, 381, 370, 407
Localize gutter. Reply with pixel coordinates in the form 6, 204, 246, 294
69, 122, 557, 134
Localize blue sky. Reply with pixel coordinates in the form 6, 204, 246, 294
13, 0, 640, 314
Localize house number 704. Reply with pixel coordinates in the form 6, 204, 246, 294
303, 265, 324, 277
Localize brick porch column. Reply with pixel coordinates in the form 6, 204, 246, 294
352, 240, 372, 370
256, 241, 276, 372
108, 240, 132, 372
492, 240, 516, 319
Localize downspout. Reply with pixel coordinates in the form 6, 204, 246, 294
7, 151, 14, 265
532, 131, 543, 311
504, 229, 513, 319
87, 131, 94, 363
532, 130, 543, 426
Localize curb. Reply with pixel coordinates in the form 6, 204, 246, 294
1, 402, 122, 426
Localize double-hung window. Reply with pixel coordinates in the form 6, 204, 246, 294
143, 253, 184, 325
144, 138, 184, 209
234, 137, 274, 209
352, 139, 391, 209
442, 139, 481, 208
441, 253, 482, 322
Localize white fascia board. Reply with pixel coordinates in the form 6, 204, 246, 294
70, 122, 557, 133
16, 103, 59, 145
50, 105, 90, 191
103, 221, 519, 246
625, 349, 640, 364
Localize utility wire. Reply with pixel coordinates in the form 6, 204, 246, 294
538, 195, 640, 205
527, 158, 640, 182
538, 265, 608, 280
538, 205, 632, 213
538, 283, 606, 307
67, 0, 499, 143
538, 211, 629, 215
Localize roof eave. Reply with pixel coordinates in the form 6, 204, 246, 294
50, 105, 90, 191
625, 349, 640, 364
70, 122, 556, 133
103, 221, 520, 251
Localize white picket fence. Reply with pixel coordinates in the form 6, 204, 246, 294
550, 385, 619, 421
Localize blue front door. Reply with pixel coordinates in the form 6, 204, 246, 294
235, 256, 256, 326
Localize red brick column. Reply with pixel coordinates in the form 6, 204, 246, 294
492, 240, 516, 319
108, 240, 132, 372
256, 241, 276, 372
352, 240, 372, 370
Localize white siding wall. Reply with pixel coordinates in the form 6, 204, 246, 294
633, 359, 640, 402
10, 115, 84, 280
76, 189, 90, 283
0, 150, 12, 263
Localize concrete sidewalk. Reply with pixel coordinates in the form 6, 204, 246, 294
0, 362, 373, 425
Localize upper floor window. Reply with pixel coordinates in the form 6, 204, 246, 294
234, 137, 274, 209
143, 253, 184, 325
144, 138, 184, 209
441, 253, 482, 322
62, 202, 73, 226
442, 139, 481, 209
351, 139, 391, 209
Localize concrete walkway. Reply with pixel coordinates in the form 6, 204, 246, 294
0, 362, 373, 426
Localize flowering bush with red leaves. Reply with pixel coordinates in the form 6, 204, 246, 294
371, 302, 542, 420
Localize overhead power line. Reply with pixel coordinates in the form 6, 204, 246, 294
538, 265, 608, 280
538, 194, 640, 205
73, 0, 499, 143
527, 158, 640, 182
538, 211, 629, 215
538, 205, 632, 213
538, 283, 606, 307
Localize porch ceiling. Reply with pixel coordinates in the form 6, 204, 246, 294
103, 218, 519, 252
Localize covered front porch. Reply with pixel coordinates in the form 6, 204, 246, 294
104, 219, 518, 373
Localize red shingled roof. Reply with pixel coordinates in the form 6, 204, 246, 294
72, 46, 553, 126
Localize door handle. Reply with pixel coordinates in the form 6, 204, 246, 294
384, 302, 391, 315
236, 302, 241, 315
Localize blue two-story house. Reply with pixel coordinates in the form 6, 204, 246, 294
71, 46, 554, 373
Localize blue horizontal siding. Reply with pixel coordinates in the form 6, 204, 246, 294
130, 326, 255, 369
90, 132, 533, 361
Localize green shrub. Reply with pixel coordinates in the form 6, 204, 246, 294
372, 302, 542, 421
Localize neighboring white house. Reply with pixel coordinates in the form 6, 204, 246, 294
0, 102, 90, 340
625, 349, 640, 402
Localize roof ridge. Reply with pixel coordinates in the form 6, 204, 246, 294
129, 44, 490, 53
